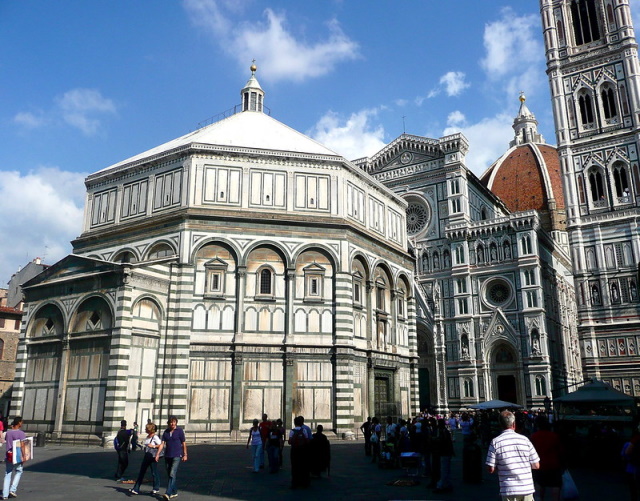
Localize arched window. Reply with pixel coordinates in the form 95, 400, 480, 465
259, 268, 273, 295
571, 0, 600, 45
612, 163, 630, 198
578, 92, 595, 125
114, 251, 137, 264
463, 378, 474, 398
480, 207, 488, 220
620, 84, 630, 115
147, 243, 175, 260
535, 376, 547, 396
606, 3, 615, 28
376, 278, 387, 311
601, 85, 617, 119
577, 174, 586, 204
0, 339, 5, 360
557, 20, 565, 45
588, 169, 605, 202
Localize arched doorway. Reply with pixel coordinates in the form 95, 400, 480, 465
490, 343, 521, 404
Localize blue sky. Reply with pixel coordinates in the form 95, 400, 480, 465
1, 0, 639, 284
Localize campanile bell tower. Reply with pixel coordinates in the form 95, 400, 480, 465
541, 0, 640, 394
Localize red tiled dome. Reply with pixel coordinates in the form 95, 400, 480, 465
481, 143, 565, 213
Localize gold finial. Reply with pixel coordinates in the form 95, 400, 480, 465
250, 59, 257, 74
519, 91, 526, 103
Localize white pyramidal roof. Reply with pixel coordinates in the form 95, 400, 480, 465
95, 110, 341, 176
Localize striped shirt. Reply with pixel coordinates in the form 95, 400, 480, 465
486, 429, 540, 496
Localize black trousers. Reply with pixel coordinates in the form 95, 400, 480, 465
115, 449, 129, 478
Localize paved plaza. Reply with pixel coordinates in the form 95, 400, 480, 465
6, 435, 628, 501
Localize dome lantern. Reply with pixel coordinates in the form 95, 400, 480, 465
510, 92, 544, 147
241, 61, 265, 113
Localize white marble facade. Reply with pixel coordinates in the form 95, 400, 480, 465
12, 69, 417, 439
356, 121, 582, 410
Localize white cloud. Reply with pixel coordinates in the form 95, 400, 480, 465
443, 112, 513, 176
419, 70, 469, 103
13, 111, 47, 129
184, 0, 360, 82
481, 8, 543, 79
447, 110, 466, 127
440, 71, 470, 97
0, 166, 86, 284
56, 88, 117, 135
14, 88, 116, 136
308, 108, 386, 161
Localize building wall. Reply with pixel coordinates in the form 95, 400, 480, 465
0, 289, 21, 416
357, 132, 582, 410
14, 133, 418, 438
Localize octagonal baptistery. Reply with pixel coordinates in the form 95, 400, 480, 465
481, 94, 567, 243
13, 67, 417, 441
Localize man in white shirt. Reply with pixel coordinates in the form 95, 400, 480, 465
486, 410, 540, 501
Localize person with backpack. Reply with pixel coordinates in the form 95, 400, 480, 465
288, 416, 311, 488
114, 420, 131, 481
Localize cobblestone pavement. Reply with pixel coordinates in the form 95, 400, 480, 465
5, 434, 628, 501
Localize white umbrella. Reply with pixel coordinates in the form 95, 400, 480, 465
469, 399, 523, 410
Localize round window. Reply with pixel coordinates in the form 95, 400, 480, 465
485, 279, 512, 307
406, 202, 430, 235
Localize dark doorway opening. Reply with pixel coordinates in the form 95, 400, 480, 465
374, 372, 396, 418
418, 368, 431, 411
497, 375, 517, 403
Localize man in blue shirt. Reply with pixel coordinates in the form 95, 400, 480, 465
155, 416, 187, 500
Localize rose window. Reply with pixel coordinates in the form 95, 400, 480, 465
406, 203, 429, 234
485, 279, 512, 307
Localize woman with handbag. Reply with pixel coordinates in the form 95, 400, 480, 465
129, 423, 161, 495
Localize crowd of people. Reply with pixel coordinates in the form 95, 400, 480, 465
360, 408, 566, 500
0, 406, 634, 500
245, 414, 330, 489
116, 415, 187, 500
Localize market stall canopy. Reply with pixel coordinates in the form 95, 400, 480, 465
469, 399, 523, 410
555, 379, 634, 405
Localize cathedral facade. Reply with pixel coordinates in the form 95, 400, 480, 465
541, 0, 640, 395
355, 97, 582, 411
12, 69, 417, 439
